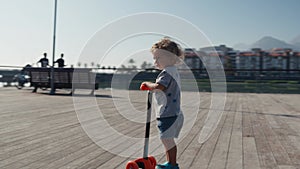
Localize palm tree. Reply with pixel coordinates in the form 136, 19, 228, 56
128, 59, 135, 68
141, 61, 153, 69
97, 64, 101, 69
141, 61, 148, 69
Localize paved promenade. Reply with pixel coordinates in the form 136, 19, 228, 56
0, 87, 300, 169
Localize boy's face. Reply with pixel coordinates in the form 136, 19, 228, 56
152, 49, 176, 70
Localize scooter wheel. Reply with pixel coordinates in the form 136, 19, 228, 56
126, 161, 139, 169
148, 156, 157, 167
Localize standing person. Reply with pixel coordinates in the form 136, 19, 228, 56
37, 53, 49, 67
141, 38, 184, 169
55, 53, 65, 68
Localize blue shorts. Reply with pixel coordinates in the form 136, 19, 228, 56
157, 114, 184, 139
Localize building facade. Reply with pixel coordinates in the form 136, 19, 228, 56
183, 46, 300, 77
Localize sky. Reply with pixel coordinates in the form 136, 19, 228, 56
0, 0, 300, 68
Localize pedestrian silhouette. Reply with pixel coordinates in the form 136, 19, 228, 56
37, 53, 49, 67
55, 53, 66, 68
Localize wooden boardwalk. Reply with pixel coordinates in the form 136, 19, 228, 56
0, 87, 300, 169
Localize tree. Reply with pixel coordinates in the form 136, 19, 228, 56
120, 64, 127, 69
141, 61, 153, 69
128, 59, 135, 65
141, 61, 147, 69
128, 59, 136, 69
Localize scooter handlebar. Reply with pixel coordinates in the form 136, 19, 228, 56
140, 84, 151, 91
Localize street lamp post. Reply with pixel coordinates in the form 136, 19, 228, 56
50, 0, 58, 95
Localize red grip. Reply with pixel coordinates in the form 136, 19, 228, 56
140, 84, 151, 91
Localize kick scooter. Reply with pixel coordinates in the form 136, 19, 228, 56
125, 84, 157, 169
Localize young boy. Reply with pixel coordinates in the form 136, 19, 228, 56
141, 38, 184, 169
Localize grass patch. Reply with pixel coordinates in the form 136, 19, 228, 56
122, 79, 300, 94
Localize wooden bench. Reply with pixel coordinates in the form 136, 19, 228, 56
23, 67, 99, 94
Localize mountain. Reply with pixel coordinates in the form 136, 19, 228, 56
290, 35, 300, 49
251, 36, 296, 50
233, 43, 250, 51
233, 36, 300, 51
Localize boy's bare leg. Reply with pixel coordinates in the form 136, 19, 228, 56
162, 138, 177, 166
166, 146, 177, 166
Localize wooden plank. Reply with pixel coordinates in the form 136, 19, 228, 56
175, 99, 211, 168
286, 136, 300, 165
207, 110, 235, 169
251, 99, 279, 169
43, 143, 102, 169
278, 165, 296, 169
51, 120, 142, 169
227, 95, 243, 169
258, 95, 296, 166
242, 106, 254, 137
0, 124, 81, 160
1, 134, 88, 168
262, 119, 292, 165
243, 137, 261, 169
252, 94, 300, 168
189, 95, 231, 169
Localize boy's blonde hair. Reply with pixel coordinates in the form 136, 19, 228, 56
151, 38, 184, 60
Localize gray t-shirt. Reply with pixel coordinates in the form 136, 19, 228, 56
153, 66, 182, 118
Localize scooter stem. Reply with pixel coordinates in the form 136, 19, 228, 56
143, 91, 152, 158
